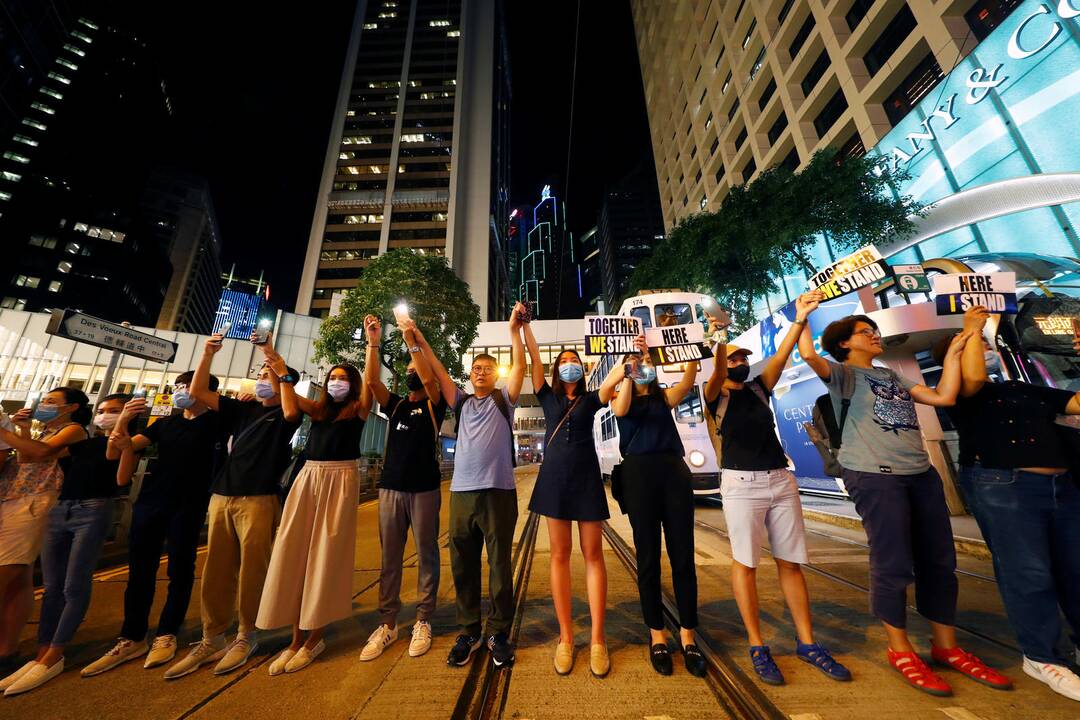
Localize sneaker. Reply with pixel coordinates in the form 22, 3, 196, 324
213, 633, 258, 675
931, 643, 1012, 689
749, 646, 784, 685
447, 634, 482, 666
409, 621, 432, 658
359, 624, 398, 662
487, 632, 515, 668
284, 640, 325, 673
163, 636, 226, 680
888, 649, 952, 696
553, 642, 574, 675
590, 644, 610, 678
1023, 656, 1080, 702
796, 641, 852, 681
81, 638, 148, 677
268, 648, 296, 677
0, 661, 37, 692
4, 658, 63, 696
144, 635, 177, 669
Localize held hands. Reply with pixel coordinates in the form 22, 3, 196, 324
633, 333, 648, 355
364, 315, 382, 346
508, 302, 526, 332
398, 318, 418, 347
946, 329, 975, 360
235, 393, 257, 403
205, 333, 225, 355
108, 433, 133, 451
962, 305, 991, 332
706, 308, 731, 333
795, 291, 823, 321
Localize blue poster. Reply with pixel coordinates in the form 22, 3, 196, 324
757, 294, 862, 365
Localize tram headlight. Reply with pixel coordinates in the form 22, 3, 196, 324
688, 450, 706, 468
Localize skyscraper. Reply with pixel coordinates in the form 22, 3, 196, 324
295, 0, 511, 321
517, 185, 582, 320
597, 163, 666, 309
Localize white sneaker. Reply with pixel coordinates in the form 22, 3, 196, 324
1023, 656, 1080, 701
144, 635, 177, 668
163, 635, 226, 680
82, 638, 149, 677
213, 633, 258, 675
359, 624, 397, 662
4, 658, 63, 696
409, 621, 433, 657
0, 661, 37, 691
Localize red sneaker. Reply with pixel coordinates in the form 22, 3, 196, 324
931, 644, 1013, 690
888, 649, 953, 696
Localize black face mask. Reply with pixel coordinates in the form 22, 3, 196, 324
728, 365, 750, 383
406, 372, 424, 392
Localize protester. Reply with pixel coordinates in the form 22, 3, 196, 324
163, 332, 302, 679
522, 321, 626, 677
421, 304, 526, 669
798, 290, 1010, 696
703, 298, 850, 686
938, 306, 1080, 702
611, 337, 706, 678
82, 372, 228, 677
0, 389, 91, 690
358, 315, 446, 662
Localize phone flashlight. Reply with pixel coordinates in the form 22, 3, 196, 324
252, 318, 272, 345
393, 303, 411, 324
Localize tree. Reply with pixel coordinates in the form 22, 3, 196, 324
629, 149, 920, 328
314, 249, 481, 393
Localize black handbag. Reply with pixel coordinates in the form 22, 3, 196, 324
278, 449, 307, 499
610, 463, 627, 514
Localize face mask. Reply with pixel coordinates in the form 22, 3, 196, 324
93, 413, 118, 431
33, 405, 62, 423
327, 379, 350, 401
984, 351, 1001, 375
172, 390, 195, 409
406, 372, 424, 392
254, 379, 276, 399
727, 365, 750, 383
633, 365, 656, 386
558, 363, 584, 383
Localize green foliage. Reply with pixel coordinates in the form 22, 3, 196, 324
629, 149, 921, 328
313, 249, 481, 393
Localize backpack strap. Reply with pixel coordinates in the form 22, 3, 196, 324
836, 364, 856, 442
426, 398, 439, 439
713, 378, 771, 433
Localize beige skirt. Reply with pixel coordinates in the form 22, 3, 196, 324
256, 460, 359, 630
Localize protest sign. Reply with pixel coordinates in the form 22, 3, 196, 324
583, 315, 642, 356
932, 272, 1017, 315
644, 323, 714, 366
808, 246, 892, 300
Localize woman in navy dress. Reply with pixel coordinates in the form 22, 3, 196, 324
522, 322, 626, 678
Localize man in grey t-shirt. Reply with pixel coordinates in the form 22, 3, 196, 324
414, 305, 527, 669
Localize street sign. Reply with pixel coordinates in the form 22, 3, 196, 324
46, 309, 178, 363
892, 264, 931, 293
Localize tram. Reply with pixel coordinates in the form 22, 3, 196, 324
587, 290, 721, 497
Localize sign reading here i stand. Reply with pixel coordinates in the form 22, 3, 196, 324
644, 324, 713, 366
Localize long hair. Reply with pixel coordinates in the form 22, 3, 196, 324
48, 386, 91, 425
317, 364, 363, 421
619, 354, 665, 402
550, 349, 587, 398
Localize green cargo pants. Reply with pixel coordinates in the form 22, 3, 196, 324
449, 488, 518, 637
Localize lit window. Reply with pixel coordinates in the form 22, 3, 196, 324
447, 30, 461, 37
700, 197, 707, 210
14, 275, 40, 288
346, 110, 356, 117
57, 58, 78, 71
378, 11, 396, 18
47, 71, 71, 85
71, 30, 93, 43
13, 134, 38, 147
430, 19, 451, 27
370, 165, 383, 173
3, 152, 29, 164
0, 192, 11, 201
364, 22, 378, 29
65, 241, 81, 254
1, 297, 27, 310
342, 135, 372, 144
40, 87, 63, 100
63, 43, 86, 57
74, 222, 89, 233
2, 171, 22, 182
22, 118, 46, 131
345, 166, 359, 175
31, 102, 55, 115
77, 18, 99, 30
401, 133, 424, 142
29, 235, 57, 248
722, 72, 731, 94
57, 261, 73, 273
48, 280, 62, 292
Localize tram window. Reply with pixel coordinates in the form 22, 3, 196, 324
630, 306, 652, 330
673, 386, 704, 424
654, 303, 693, 327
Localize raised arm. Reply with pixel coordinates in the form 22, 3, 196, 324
0, 409, 86, 462
106, 397, 152, 460
910, 330, 973, 407
192, 335, 224, 411
611, 375, 634, 417
958, 306, 990, 398
413, 324, 459, 406
259, 334, 308, 422
363, 315, 391, 407
759, 295, 817, 391
796, 290, 830, 380
506, 303, 527, 405
664, 361, 700, 408
399, 318, 441, 405
522, 321, 546, 392
597, 360, 628, 404
703, 313, 729, 402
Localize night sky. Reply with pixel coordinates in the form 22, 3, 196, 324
125, 1, 653, 312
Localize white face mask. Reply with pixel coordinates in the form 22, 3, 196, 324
93, 413, 119, 431
327, 379, 350, 401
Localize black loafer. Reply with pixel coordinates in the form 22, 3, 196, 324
650, 643, 673, 676
684, 644, 707, 678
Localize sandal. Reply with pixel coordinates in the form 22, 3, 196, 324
931, 644, 1012, 690
796, 641, 851, 681
888, 649, 952, 696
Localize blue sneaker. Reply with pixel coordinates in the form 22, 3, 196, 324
749, 645, 784, 685
796, 641, 852, 681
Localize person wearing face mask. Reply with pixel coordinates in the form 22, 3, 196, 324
256, 344, 370, 675
935, 306, 1080, 702
163, 332, 302, 680
357, 315, 447, 662
611, 336, 706, 678
82, 372, 228, 677
0, 395, 139, 695
703, 296, 850, 687
0, 387, 91, 689
522, 322, 627, 677
799, 292, 1010, 697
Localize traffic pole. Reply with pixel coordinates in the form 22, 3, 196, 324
96, 321, 130, 399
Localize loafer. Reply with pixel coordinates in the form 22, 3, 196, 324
683, 644, 707, 678
284, 641, 324, 673
0, 661, 38, 692
554, 642, 574, 675
268, 648, 297, 676
4, 658, 64, 696
590, 644, 610, 678
650, 643, 673, 676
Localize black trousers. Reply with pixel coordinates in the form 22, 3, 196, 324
621, 454, 698, 630
120, 496, 208, 641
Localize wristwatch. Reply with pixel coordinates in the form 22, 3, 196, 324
408, 345, 421, 353
278, 373, 296, 384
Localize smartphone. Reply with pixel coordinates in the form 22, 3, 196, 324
392, 302, 411, 324
24, 391, 41, 414
218, 320, 232, 338
252, 319, 272, 345
517, 302, 533, 324
132, 387, 152, 417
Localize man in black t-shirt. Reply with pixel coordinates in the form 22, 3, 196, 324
162, 333, 301, 680
358, 315, 447, 662
83, 371, 228, 677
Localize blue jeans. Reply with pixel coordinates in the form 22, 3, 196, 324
38, 498, 114, 646
959, 466, 1080, 664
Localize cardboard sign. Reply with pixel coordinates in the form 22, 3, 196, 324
645, 324, 714, 366
583, 315, 642, 356
932, 272, 1017, 315
808, 246, 892, 300
893, 264, 931, 293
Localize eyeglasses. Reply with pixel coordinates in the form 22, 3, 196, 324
471, 366, 495, 376
853, 328, 881, 339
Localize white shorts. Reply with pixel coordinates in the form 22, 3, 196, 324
720, 468, 808, 568
0, 493, 58, 566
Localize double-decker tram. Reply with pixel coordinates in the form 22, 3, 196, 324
588, 290, 721, 497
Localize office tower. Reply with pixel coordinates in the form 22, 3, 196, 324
596, 163, 666, 309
